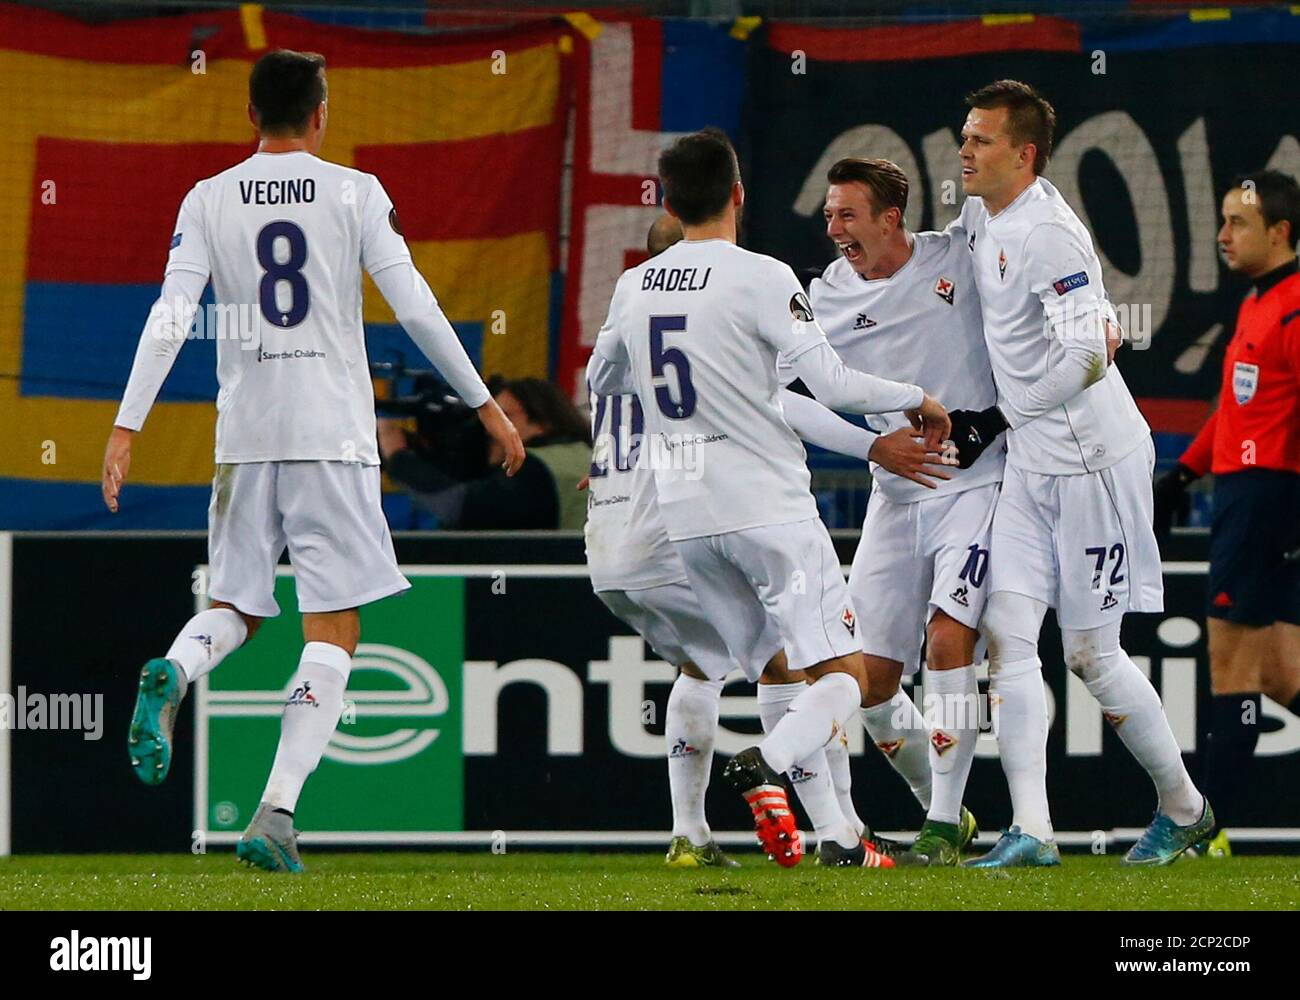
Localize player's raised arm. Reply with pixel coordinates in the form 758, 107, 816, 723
104, 188, 212, 513
363, 177, 523, 475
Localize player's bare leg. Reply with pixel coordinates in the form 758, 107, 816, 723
664, 660, 737, 868
128, 599, 260, 786
237, 608, 359, 873
1262, 622, 1300, 717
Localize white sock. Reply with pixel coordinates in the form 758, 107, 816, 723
991, 656, 1053, 842
758, 682, 858, 848
165, 608, 248, 684
923, 665, 978, 825
1082, 648, 1204, 825
759, 672, 858, 774
861, 693, 932, 811
666, 674, 724, 845
823, 733, 865, 837
261, 642, 350, 814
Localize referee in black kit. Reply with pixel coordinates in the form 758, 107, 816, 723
1155, 170, 1300, 857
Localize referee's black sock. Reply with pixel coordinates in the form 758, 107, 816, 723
1202, 692, 1262, 828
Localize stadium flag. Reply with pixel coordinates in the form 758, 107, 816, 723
0, 3, 569, 529
744, 13, 1300, 437
555, 17, 749, 399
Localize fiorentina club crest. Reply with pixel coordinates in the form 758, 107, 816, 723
841, 607, 856, 636
934, 276, 955, 305
998, 249, 1007, 281
875, 739, 904, 759
930, 729, 957, 756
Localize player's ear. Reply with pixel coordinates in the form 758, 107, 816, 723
662, 197, 679, 221
246, 102, 259, 131
733, 181, 745, 207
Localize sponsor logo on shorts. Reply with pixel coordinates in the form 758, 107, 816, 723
968, 231, 977, 252
930, 729, 957, 756
841, 607, 856, 636
934, 276, 955, 305
949, 584, 970, 608
668, 737, 698, 758
875, 738, 903, 759
1103, 711, 1128, 728
286, 680, 319, 708
1052, 270, 1090, 295
1100, 590, 1119, 611
788, 764, 817, 784
854, 313, 877, 330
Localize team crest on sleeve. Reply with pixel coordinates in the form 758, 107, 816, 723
1233, 362, 1259, 404
789, 291, 815, 322
934, 276, 955, 305
997, 249, 1007, 281
388, 207, 403, 235
170, 232, 182, 249
1052, 271, 1090, 295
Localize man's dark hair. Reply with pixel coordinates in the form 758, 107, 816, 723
646, 214, 684, 257
657, 127, 740, 226
965, 79, 1056, 175
249, 49, 327, 135
827, 158, 909, 218
500, 378, 591, 444
1233, 170, 1300, 249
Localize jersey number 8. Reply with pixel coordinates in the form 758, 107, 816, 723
256, 221, 310, 328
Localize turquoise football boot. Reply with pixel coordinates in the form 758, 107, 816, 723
1125, 800, 1215, 866
961, 825, 1061, 868
236, 803, 306, 874
128, 658, 188, 786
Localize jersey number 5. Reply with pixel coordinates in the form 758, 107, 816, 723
256, 221, 310, 328
649, 315, 696, 419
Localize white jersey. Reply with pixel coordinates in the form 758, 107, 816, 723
809, 229, 1004, 503
584, 390, 688, 592
962, 177, 1149, 475
589, 240, 829, 541
158, 150, 413, 465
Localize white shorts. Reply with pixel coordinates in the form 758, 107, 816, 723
673, 518, 860, 672
597, 580, 779, 682
208, 461, 410, 618
849, 482, 999, 675
990, 438, 1164, 631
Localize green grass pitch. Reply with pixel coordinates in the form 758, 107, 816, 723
1, 852, 1296, 910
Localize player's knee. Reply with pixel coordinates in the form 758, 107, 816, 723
981, 594, 1038, 665
1061, 629, 1117, 684
926, 614, 976, 668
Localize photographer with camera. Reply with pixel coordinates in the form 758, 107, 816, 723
379, 375, 591, 530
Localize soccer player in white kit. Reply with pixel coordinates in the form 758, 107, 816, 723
587, 129, 949, 867
952, 81, 1212, 866
101, 51, 523, 872
809, 158, 996, 865
587, 215, 898, 867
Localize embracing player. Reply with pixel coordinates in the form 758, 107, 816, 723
588, 128, 949, 867
808, 157, 993, 865
103, 50, 522, 871
587, 213, 899, 867
951, 80, 1211, 866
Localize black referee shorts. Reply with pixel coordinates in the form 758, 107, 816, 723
1207, 469, 1300, 627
